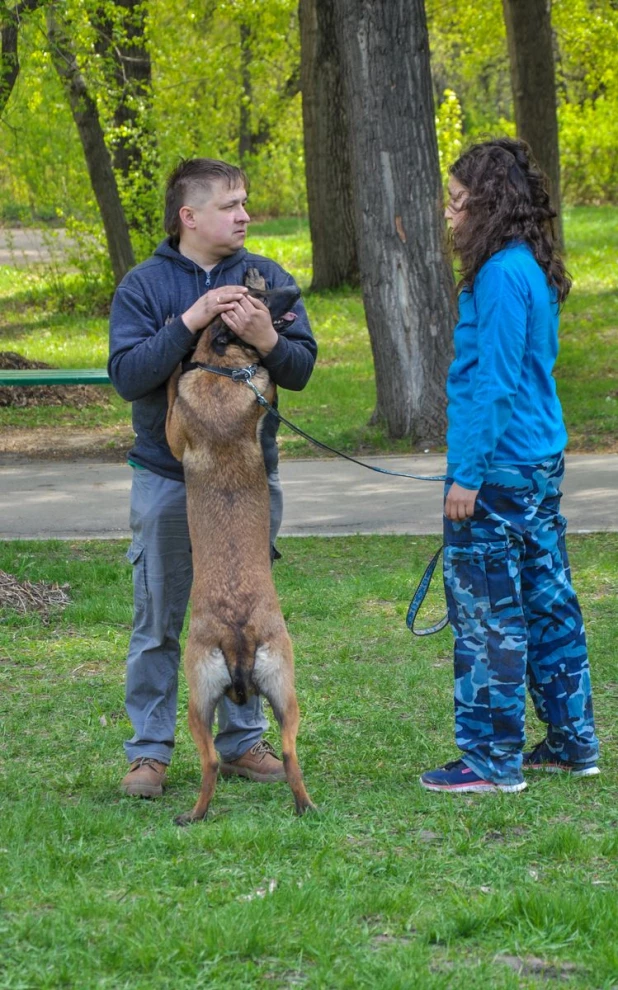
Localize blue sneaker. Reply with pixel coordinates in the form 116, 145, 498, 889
522, 740, 600, 777
419, 759, 527, 794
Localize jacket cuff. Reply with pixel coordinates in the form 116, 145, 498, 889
172, 315, 197, 351
452, 471, 483, 490
261, 334, 290, 371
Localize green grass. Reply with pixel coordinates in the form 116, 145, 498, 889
1, 535, 617, 989
1, 207, 617, 455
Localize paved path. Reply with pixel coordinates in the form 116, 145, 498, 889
1, 453, 616, 540
0, 227, 78, 267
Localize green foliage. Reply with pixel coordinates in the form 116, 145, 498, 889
427, 0, 618, 204
559, 98, 618, 204
0, 534, 617, 988
2, 0, 617, 240
151, 0, 304, 219
0, 0, 304, 240
0, 13, 91, 224
435, 89, 463, 183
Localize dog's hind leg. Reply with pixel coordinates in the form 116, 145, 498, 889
253, 641, 316, 816
174, 699, 219, 826
175, 645, 231, 826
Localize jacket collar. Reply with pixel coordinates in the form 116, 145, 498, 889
153, 238, 247, 275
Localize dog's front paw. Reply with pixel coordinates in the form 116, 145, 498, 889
295, 798, 318, 817
244, 267, 267, 291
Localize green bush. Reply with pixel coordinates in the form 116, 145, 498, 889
559, 98, 618, 205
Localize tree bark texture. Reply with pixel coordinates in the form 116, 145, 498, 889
47, 8, 135, 284
334, 0, 456, 440
299, 0, 358, 290
502, 0, 563, 248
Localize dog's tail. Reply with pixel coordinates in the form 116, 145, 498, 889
220, 628, 257, 706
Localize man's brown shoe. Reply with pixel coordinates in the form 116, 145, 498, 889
219, 740, 287, 783
120, 758, 168, 798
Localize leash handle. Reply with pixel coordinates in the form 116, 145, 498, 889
406, 545, 449, 637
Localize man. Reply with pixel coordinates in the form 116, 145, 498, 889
108, 158, 317, 797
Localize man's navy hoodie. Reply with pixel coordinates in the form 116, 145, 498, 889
108, 238, 317, 481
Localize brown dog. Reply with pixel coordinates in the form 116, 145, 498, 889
165, 270, 315, 824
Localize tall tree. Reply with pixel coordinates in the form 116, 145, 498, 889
0, 0, 40, 116
333, 0, 456, 441
91, 0, 159, 245
502, 0, 563, 247
299, 0, 358, 290
236, 9, 300, 169
47, 5, 135, 283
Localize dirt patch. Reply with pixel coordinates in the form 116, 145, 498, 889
0, 424, 133, 461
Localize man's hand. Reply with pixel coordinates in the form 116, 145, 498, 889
221, 294, 279, 356
444, 482, 479, 521
181, 286, 248, 334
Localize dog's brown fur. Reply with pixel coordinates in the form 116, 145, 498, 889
165, 271, 315, 824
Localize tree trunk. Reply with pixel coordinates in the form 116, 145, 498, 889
92, 0, 159, 241
502, 0, 563, 248
0, 17, 18, 117
333, 0, 456, 441
0, 0, 41, 117
238, 20, 253, 163
299, 0, 358, 290
47, 8, 135, 284
238, 19, 298, 164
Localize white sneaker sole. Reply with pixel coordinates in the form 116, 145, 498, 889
526, 764, 600, 777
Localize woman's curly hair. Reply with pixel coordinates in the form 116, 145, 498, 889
450, 138, 571, 303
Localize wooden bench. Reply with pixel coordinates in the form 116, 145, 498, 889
0, 369, 111, 386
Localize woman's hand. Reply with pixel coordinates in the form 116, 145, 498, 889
444, 482, 479, 521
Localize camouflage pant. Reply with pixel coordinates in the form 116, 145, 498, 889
444, 454, 599, 785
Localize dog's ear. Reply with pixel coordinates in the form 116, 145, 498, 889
244, 267, 267, 291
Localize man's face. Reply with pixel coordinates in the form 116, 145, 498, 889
182, 180, 250, 258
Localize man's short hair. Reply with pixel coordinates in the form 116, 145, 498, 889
164, 158, 248, 240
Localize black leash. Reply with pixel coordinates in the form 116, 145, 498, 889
184, 361, 449, 634
240, 375, 446, 483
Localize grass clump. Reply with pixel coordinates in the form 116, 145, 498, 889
0, 534, 616, 988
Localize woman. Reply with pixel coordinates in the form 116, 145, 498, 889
420, 138, 599, 793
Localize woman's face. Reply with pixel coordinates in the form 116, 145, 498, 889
444, 177, 469, 231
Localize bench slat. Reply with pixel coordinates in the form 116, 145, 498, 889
0, 369, 111, 386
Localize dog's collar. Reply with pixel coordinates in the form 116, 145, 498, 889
181, 360, 259, 383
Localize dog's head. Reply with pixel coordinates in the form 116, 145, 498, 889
209, 280, 301, 356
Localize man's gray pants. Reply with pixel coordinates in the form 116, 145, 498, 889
124, 465, 283, 765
